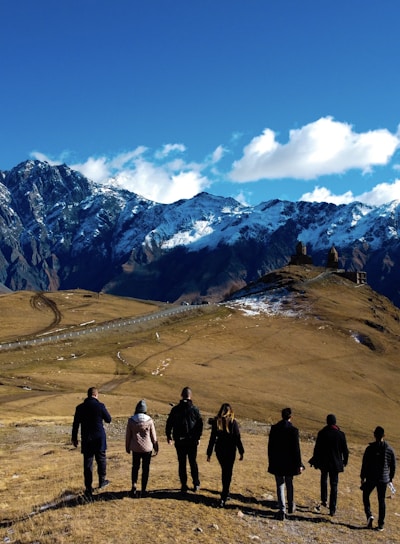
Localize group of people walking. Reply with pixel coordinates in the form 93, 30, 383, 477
71, 386, 396, 531
267, 407, 396, 531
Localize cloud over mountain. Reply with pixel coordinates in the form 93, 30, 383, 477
229, 117, 400, 182
31, 117, 400, 207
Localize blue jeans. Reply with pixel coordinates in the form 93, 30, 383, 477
275, 475, 294, 513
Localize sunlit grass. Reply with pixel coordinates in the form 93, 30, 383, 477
1, 270, 400, 542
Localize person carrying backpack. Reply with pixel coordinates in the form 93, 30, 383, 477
166, 386, 203, 493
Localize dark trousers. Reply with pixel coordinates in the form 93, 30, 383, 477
83, 450, 106, 491
320, 470, 339, 512
131, 451, 152, 492
216, 451, 236, 501
363, 481, 387, 527
175, 439, 199, 489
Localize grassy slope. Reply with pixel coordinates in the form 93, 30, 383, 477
1, 270, 400, 543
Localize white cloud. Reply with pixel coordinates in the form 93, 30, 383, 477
234, 190, 251, 207
71, 157, 110, 184
32, 147, 211, 204
112, 158, 209, 203
230, 117, 400, 182
31, 152, 59, 166
155, 143, 186, 159
300, 186, 356, 205
301, 179, 400, 206
211, 145, 226, 163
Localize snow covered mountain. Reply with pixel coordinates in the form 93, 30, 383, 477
1, 160, 400, 306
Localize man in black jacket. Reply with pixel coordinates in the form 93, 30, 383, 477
361, 426, 396, 531
166, 386, 203, 493
72, 387, 112, 497
268, 408, 304, 519
310, 414, 349, 516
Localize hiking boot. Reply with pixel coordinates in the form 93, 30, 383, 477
377, 525, 384, 532
99, 479, 109, 489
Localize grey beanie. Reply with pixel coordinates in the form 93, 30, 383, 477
135, 399, 147, 414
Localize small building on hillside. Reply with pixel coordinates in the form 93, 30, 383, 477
288, 241, 367, 285
289, 241, 313, 265
340, 270, 367, 285
326, 245, 339, 269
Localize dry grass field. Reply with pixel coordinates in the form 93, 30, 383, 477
1, 267, 400, 543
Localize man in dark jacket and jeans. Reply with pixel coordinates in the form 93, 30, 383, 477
72, 387, 112, 497
268, 408, 304, 519
310, 414, 349, 516
361, 426, 396, 531
166, 386, 203, 493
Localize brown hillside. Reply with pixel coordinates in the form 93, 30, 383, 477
1, 267, 400, 543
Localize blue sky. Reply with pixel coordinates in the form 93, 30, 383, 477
1, 1, 400, 206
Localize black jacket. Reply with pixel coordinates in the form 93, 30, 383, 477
72, 396, 112, 454
207, 418, 244, 460
311, 424, 349, 473
268, 419, 303, 477
361, 440, 396, 484
165, 399, 203, 443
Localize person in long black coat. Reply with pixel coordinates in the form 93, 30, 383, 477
310, 414, 349, 516
72, 387, 112, 497
207, 403, 244, 507
268, 407, 304, 519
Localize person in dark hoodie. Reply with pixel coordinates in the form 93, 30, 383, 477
125, 399, 158, 497
72, 387, 112, 498
360, 426, 396, 531
268, 407, 304, 520
207, 403, 244, 508
166, 386, 203, 493
310, 414, 349, 516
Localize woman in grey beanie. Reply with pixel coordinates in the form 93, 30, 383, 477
125, 399, 158, 497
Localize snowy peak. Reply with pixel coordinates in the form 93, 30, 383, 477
0, 160, 399, 306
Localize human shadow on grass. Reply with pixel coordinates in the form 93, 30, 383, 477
276, 506, 364, 531
0, 489, 364, 534
0, 489, 129, 528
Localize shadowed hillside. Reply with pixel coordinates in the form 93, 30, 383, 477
1, 267, 400, 543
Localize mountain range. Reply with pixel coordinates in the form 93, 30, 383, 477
0, 159, 399, 306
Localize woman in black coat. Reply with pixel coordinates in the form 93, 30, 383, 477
207, 403, 244, 507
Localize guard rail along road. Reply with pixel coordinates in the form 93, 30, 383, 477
0, 304, 203, 352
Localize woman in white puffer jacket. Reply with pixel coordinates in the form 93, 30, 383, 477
125, 399, 158, 497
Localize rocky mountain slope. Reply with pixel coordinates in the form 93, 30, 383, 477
1, 160, 400, 306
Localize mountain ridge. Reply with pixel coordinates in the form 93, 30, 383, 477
1, 159, 399, 305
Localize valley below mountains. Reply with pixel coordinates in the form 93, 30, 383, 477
1, 160, 400, 307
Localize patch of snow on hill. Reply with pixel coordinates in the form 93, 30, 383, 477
225, 289, 301, 317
